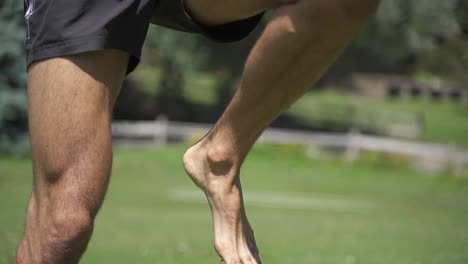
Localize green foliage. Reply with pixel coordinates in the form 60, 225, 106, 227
0, 91, 29, 155
455, 0, 468, 36
137, 27, 211, 98
0, 0, 29, 155
134, 23, 260, 102
416, 37, 468, 84
143, 26, 209, 71
0, 0, 26, 90
415, 0, 468, 85
349, 0, 460, 70
289, 91, 468, 146
135, 0, 467, 105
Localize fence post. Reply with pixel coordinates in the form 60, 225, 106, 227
154, 115, 169, 147
448, 143, 464, 177
345, 128, 361, 163
462, 90, 468, 105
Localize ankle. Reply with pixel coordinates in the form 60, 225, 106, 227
206, 144, 240, 177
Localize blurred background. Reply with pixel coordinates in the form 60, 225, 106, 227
1, 0, 468, 263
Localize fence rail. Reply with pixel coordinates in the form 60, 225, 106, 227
112, 119, 468, 172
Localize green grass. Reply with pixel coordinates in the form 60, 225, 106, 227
2, 145, 468, 263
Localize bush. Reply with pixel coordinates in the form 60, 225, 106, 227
0, 0, 29, 154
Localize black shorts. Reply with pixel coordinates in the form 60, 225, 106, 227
24, 0, 263, 74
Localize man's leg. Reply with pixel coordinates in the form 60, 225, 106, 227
15, 50, 128, 263
183, 0, 380, 263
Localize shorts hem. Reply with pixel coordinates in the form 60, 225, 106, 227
26, 34, 141, 74
151, 0, 263, 42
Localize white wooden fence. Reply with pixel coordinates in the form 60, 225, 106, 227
112, 119, 468, 174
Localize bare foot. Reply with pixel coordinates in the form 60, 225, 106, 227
183, 141, 261, 264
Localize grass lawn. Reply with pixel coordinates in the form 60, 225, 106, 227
1, 144, 468, 263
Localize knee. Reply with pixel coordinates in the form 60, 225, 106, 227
46, 207, 94, 254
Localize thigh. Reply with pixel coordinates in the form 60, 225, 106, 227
28, 50, 128, 216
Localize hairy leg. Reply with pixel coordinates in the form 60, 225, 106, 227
183, 1, 380, 263
15, 50, 128, 264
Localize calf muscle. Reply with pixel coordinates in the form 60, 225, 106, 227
15, 50, 128, 264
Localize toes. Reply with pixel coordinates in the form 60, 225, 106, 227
246, 230, 260, 256
223, 258, 240, 264
247, 236, 259, 255
214, 241, 233, 259
217, 244, 259, 264
215, 243, 242, 264
215, 242, 260, 264
245, 244, 261, 263
252, 253, 262, 264
239, 242, 260, 264
240, 255, 258, 264
247, 242, 261, 263
218, 253, 241, 264
238, 230, 261, 263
